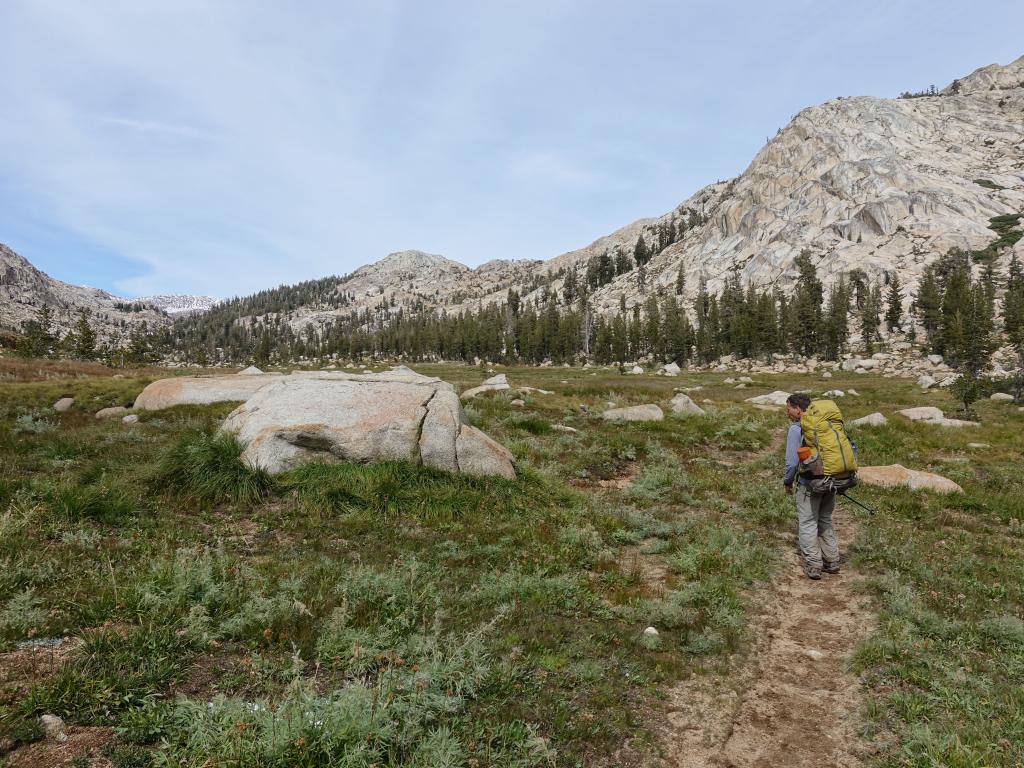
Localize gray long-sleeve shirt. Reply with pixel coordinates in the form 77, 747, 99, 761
783, 422, 807, 487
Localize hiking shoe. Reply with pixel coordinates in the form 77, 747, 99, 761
802, 563, 822, 580
822, 561, 841, 575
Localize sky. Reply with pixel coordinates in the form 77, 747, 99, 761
0, 1, 1022, 299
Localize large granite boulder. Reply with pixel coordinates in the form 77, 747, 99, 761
857, 464, 963, 494
134, 369, 515, 479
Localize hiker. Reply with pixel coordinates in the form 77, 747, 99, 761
783, 393, 841, 580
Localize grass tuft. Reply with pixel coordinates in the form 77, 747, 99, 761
154, 430, 274, 507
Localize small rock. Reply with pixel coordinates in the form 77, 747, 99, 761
821, 371, 832, 379
601, 404, 664, 422
990, 393, 1014, 402
851, 412, 887, 427
858, 464, 963, 494
670, 393, 705, 416
238, 365, 264, 375
95, 406, 129, 420
122, 414, 140, 425
53, 397, 74, 412
739, 376, 753, 383
643, 626, 660, 636
928, 354, 944, 366
918, 375, 937, 389
967, 442, 990, 449
724, 377, 736, 384
847, 389, 859, 396
804, 649, 825, 661
898, 406, 945, 422
510, 399, 525, 408
823, 389, 844, 398
552, 424, 578, 434
630, 365, 644, 375
40, 713, 67, 742
745, 390, 791, 407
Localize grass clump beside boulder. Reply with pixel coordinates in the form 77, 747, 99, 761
155, 430, 275, 507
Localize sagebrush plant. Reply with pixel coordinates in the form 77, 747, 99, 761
0, 590, 49, 644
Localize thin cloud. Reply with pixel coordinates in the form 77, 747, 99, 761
0, 1, 1020, 297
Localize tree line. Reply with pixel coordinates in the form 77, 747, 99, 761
16, 225, 1023, 386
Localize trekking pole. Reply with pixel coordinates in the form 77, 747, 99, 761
840, 491, 877, 516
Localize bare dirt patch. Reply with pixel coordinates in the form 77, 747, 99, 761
659, 505, 875, 767
571, 461, 641, 490
4, 726, 114, 768
0, 638, 82, 704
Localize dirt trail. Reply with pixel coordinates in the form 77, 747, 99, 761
661, 505, 875, 767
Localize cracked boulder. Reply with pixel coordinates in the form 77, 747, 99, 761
136, 369, 515, 478
220, 376, 514, 478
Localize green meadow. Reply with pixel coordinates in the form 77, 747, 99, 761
1, 360, 1022, 767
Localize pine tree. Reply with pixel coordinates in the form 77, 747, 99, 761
884, 273, 903, 332
633, 235, 650, 267
71, 308, 97, 360
17, 305, 58, 358
912, 265, 942, 352
615, 249, 632, 276
823, 277, 850, 360
848, 269, 868, 310
792, 252, 823, 357
1004, 255, 1024, 400
861, 283, 881, 355
675, 267, 686, 295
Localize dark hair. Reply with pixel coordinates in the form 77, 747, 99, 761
786, 393, 811, 410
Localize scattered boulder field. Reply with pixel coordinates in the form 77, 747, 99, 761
66, 364, 1006, 494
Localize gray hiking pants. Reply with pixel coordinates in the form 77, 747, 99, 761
795, 485, 839, 569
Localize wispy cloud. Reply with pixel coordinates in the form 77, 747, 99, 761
94, 116, 213, 141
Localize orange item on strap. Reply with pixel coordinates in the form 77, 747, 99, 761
797, 447, 812, 462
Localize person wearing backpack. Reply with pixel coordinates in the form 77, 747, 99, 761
782, 393, 858, 580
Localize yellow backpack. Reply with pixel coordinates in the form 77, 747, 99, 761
800, 400, 857, 478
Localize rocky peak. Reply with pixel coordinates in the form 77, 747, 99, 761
0, 241, 172, 339
944, 53, 1024, 95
